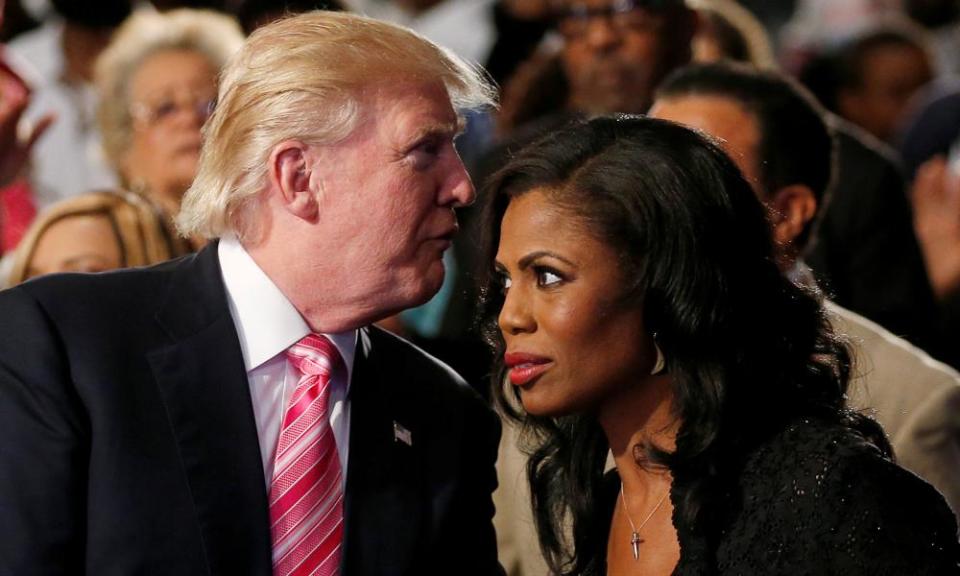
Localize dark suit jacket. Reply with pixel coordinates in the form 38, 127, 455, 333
806, 121, 941, 356
0, 244, 503, 576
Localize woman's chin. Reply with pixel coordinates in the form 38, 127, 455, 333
519, 389, 572, 419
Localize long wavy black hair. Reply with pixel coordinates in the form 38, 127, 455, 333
478, 115, 889, 576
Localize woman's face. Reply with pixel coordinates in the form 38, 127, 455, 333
26, 214, 122, 279
495, 188, 656, 417
124, 48, 217, 210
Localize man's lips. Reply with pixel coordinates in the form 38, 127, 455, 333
504, 352, 553, 386
428, 225, 458, 250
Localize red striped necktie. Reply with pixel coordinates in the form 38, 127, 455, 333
269, 333, 344, 576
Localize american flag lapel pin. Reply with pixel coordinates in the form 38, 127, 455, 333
393, 421, 413, 446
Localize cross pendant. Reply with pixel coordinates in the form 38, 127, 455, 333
630, 531, 642, 560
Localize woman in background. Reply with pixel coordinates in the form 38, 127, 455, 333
7, 189, 190, 284
483, 116, 959, 575
95, 8, 243, 219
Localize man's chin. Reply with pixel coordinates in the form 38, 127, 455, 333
395, 261, 446, 311
418, 261, 447, 303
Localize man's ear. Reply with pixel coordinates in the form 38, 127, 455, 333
268, 140, 317, 221
769, 184, 817, 246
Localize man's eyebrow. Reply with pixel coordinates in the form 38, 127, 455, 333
408, 121, 460, 144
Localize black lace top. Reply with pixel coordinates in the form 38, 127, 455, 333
598, 418, 960, 575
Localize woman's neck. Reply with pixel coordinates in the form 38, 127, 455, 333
599, 373, 678, 500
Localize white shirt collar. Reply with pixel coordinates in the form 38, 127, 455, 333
218, 235, 357, 378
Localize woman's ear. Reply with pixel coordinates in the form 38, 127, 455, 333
268, 140, 317, 221
768, 184, 817, 246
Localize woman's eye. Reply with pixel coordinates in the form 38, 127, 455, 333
536, 268, 563, 287
501, 275, 512, 290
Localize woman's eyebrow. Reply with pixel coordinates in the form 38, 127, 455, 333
518, 250, 576, 270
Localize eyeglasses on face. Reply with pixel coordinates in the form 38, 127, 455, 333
129, 90, 217, 128
557, 0, 677, 39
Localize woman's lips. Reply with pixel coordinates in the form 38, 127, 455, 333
504, 352, 552, 387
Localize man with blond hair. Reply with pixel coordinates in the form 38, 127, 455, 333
0, 11, 502, 576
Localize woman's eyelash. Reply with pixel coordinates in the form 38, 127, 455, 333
533, 266, 564, 287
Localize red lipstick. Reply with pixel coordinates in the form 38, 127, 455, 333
504, 352, 552, 386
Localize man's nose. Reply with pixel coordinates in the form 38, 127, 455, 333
442, 155, 476, 208
583, 16, 621, 51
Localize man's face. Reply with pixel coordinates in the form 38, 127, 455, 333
651, 93, 812, 265
839, 43, 932, 142
649, 94, 763, 192
558, 0, 694, 114
307, 81, 474, 318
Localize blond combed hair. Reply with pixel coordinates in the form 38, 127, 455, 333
176, 10, 497, 242
8, 190, 193, 285
94, 8, 245, 182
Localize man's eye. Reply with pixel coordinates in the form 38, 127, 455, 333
409, 141, 441, 170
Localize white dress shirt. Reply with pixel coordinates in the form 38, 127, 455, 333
218, 236, 356, 487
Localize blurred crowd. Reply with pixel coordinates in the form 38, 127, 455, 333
0, 0, 959, 572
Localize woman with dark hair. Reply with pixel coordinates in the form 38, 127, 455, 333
483, 115, 959, 575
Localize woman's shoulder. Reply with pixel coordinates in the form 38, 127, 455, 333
715, 417, 959, 575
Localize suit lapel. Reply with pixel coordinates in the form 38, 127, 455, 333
147, 244, 272, 576
343, 327, 423, 575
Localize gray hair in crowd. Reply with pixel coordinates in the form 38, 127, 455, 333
95, 8, 245, 184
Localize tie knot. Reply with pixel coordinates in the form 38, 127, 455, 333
285, 333, 341, 378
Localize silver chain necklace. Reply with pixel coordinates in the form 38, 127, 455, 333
619, 483, 669, 561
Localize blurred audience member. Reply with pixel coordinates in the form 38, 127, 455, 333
688, 0, 777, 69
557, 0, 696, 116
484, 0, 553, 87
0, 0, 39, 42
95, 9, 244, 220
779, 0, 899, 74
6, 0, 131, 206
341, 0, 496, 65
230, 0, 344, 34
0, 58, 51, 188
491, 0, 698, 152
150, 0, 228, 10
899, 79, 960, 178
652, 62, 960, 514
913, 155, 960, 364
900, 83, 960, 366
903, 0, 960, 76
735, 0, 796, 50
804, 116, 944, 361
0, 1, 53, 255
832, 24, 935, 144
6, 189, 190, 285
